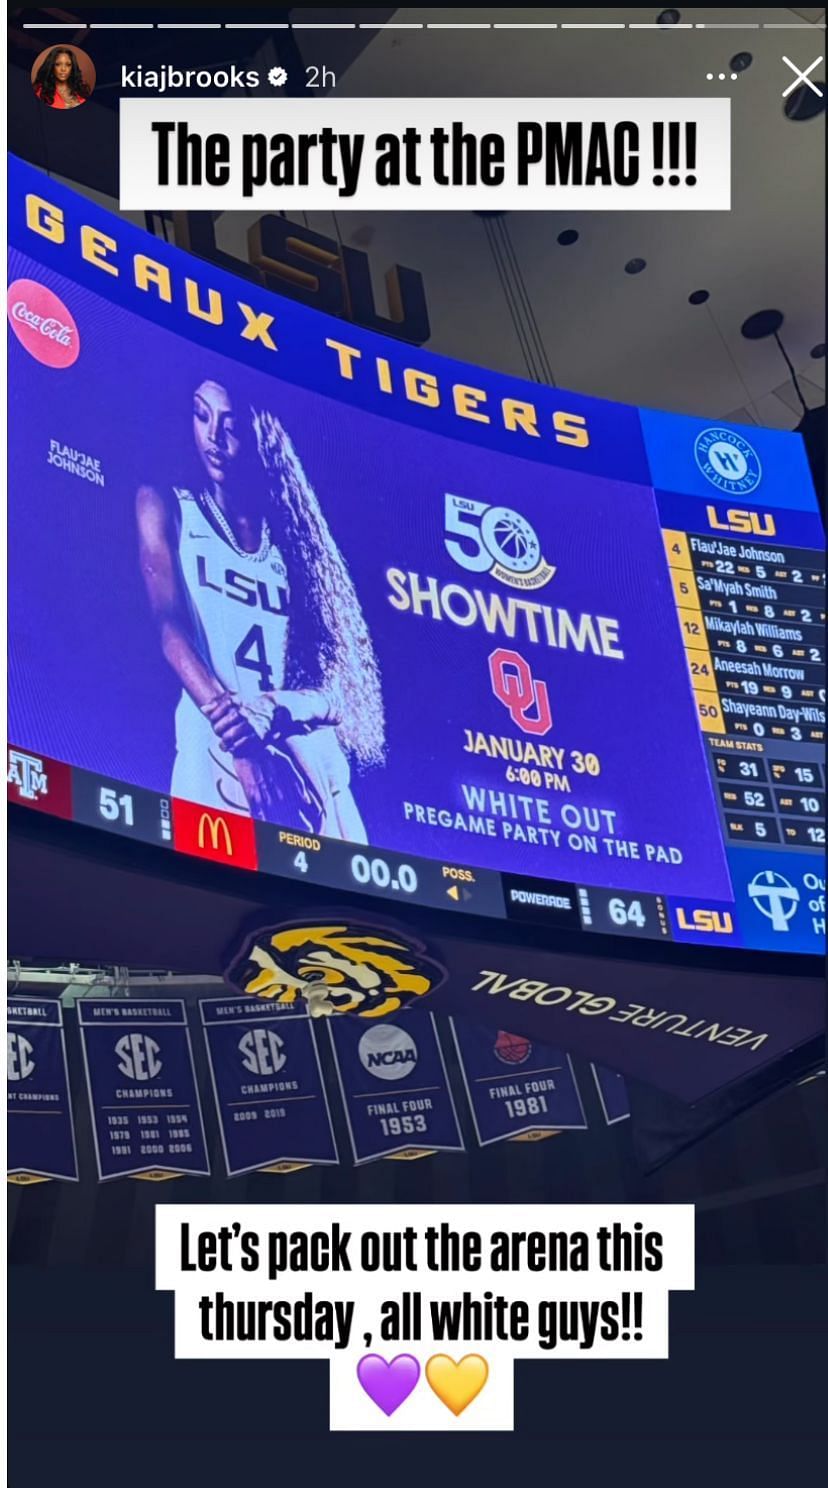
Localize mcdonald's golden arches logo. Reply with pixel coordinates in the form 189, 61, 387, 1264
171, 796, 258, 870
198, 811, 233, 856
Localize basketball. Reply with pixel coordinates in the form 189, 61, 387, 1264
494, 1030, 532, 1065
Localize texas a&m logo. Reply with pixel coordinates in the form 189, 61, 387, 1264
7, 746, 73, 817
7, 748, 48, 802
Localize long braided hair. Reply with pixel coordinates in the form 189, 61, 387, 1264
252, 409, 386, 769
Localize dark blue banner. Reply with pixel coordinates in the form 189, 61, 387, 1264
591, 1065, 631, 1125
328, 1012, 463, 1163
7, 998, 78, 1184
450, 1018, 586, 1143
200, 996, 338, 1175
77, 1000, 209, 1181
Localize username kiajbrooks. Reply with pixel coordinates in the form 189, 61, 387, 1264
121, 65, 261, 91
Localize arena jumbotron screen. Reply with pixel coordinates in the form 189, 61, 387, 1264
7, 155, 826, 958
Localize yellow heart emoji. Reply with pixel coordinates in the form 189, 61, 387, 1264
425, 1353, 489, 1416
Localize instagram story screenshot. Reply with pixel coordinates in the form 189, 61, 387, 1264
4, 3, 827, 1478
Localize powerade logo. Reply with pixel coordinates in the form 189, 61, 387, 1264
694, 427, 762, 496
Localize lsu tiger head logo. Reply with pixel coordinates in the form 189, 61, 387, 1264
226, 923, 444, 1019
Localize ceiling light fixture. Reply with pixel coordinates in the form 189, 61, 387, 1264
741, 308, 810, 417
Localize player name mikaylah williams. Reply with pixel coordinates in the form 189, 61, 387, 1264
22, 190, 590, 450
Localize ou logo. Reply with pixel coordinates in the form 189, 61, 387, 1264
8, 1032, 36, 1082
239, 1027, 287, 1077
489, 648, 552, 736
115, 1032, 162, 1082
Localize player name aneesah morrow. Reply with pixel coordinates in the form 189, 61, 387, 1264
23, 190, 590, 450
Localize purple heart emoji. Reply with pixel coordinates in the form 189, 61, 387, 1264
357, 1353, 420, 1416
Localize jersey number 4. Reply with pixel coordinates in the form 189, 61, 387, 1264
234, 624, 274, 691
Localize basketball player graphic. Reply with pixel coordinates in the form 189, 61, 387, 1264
136, 378, 385, 840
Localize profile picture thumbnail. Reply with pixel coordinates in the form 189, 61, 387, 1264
31, 45, 96, 110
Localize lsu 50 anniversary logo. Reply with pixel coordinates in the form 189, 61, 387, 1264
444, 494, 555, 591
226, 922, 445, 1019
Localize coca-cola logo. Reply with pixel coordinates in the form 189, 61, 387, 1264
7, 279, 79, 368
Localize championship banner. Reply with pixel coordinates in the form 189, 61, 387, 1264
200, 996, 338, 1176
327, 1012, 464, 1164
7, 998, 78, 1185
77, 1000, 210, 1182
449, 1018, 586, 1144
592, 1065, 631, 1125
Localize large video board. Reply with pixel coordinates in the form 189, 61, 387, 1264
7, 155, 825, 956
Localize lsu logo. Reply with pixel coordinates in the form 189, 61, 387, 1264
675, 907, 734, 935
226, 922, 444, 1019
706, 505, 776, 537
694, 427, 762, 495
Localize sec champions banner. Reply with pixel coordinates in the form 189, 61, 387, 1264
77, 1000, 210, 1181
7, 998, 78, 1185
200, 996, 338, 1175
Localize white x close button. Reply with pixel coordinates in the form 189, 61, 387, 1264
781, 56, 825, 98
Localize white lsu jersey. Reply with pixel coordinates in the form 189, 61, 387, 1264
171, 486, 290, 813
